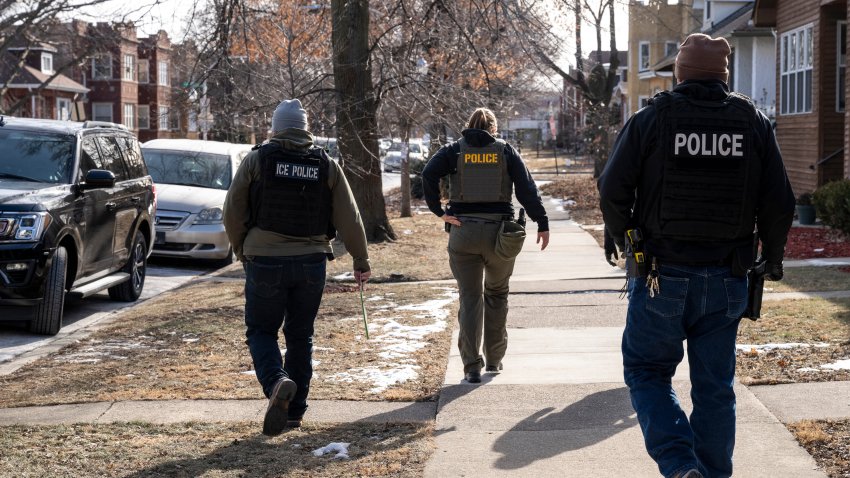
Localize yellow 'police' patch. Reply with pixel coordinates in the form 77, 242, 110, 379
463, 153, 499, 164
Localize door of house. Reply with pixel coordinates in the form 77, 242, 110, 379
56, 97, 71, 121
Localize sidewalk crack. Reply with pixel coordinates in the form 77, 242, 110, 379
95, 401, 116, 423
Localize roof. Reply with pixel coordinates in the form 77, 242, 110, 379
0, 53, 88, 94
141, 139, 254, 156
752, 0, 777, 28
0, 116, 88, 135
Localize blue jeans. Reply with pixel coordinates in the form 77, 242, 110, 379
622, 264, 747, 478
244, 253, 327, 419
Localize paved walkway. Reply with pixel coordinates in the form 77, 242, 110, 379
2, 205, 849, 477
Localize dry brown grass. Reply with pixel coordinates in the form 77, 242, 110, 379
0, 281, 456, 407
0, 421, 433, 478
788, 420, 850, 477
767, 267, 850, 293
736, 298, 850, 385
539, 175, 603, 226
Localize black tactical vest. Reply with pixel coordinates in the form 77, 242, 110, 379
252, 143, 334, 238
646, 91, 760, 242
449, 138, 512, 203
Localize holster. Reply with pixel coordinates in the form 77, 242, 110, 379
743, 259, 766, 320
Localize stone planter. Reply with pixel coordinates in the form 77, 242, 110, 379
796, 204, 816, 225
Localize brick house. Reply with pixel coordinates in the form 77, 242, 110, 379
0, 41, 88, 119
137, 30, 173, 142
82, 22, 141, 132
754, 0, 848, 194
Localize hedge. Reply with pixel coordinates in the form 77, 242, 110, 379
812, 179, 850, 234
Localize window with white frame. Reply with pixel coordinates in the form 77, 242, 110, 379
56, 98, 71, 121
123, 54, 135, 81
138, 105, 150, 129
40, 53, 53, 74
665, 41, 678, 58
169, 109, 180, 131
92, 55, 112, 80
639, 96, 651, 109
123, 103, 135, 129
780, 24, 814, 115
838, 21, 846, 112
639, 42, 650, 71
92, 103, 113, 122
158, 61, 168, 86
158, 106, 168, 131
138, 59, 149, 83
188, 110, 198, 132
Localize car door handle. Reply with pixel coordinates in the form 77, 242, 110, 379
106, 202, 117, 211
130, 197, 141, 203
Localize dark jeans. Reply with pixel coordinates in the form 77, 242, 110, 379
622, 264, 746, 478
244, 253, 327, 419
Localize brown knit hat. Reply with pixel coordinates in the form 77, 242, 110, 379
675, 33, 731, 83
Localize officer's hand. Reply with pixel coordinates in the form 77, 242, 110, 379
604, 227, 618, 266
442, 214, 462, 227
354, 270, 371, 286
765, 262, 783, 281
537, 231, 550, 251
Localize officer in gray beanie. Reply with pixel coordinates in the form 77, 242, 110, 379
598, 33, 795, 478
271, 99, 308, 132
224, 99, 370, 436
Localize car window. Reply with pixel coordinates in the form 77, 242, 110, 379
94, 136, 128, 181
409, 143, 421, 154
79, 136, 103, 179
0, 129, 75, 184
142, 149, 233, 190
116, 136, 147, 178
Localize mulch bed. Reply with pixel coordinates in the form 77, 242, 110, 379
789, 420, 850, 478
785, 226, 850, 259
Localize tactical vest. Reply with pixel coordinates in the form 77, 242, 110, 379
449, 138, 512, 203
645, 91, 760, 242
252, 143, 334, 238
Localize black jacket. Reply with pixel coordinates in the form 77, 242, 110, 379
598, 80, 795, 265
422, 128, 549, 232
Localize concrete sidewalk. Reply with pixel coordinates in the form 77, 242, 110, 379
425, 217, 831, 477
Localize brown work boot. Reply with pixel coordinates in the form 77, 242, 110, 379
263, 378, 297, 436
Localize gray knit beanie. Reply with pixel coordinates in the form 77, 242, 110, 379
271, 99, 308, 132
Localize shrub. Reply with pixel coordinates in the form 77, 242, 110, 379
796, 192, 813, 206
812, 180, 850, 234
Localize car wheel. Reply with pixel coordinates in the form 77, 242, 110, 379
108, 231, 147, 302
30, 246, 67, 336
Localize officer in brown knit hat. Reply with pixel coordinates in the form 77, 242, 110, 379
598, 33, 795, 478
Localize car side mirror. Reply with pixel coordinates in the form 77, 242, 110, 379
81, 169, 116, 190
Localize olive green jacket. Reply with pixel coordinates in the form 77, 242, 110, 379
223, 129, 370, 272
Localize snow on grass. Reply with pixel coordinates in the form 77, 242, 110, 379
326, 287, 457, 394
736, 343, 831, 353
821, 359, 850, 371
312, 442, 350, 459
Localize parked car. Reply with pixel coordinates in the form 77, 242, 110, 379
141, 139, 252, 265
0, 118, 155, 335
314, 136, 339, 160
383, 140, 428, 172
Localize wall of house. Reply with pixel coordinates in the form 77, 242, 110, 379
774, 0, 820, 195
752, 35, 777, 116
818, 5, 846, 187
733, 37, 754, 97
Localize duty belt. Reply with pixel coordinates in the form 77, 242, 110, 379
457, 215, 513, 225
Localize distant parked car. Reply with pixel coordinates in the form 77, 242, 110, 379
0, 118, 155, 335
383, 140, 428, 172
314, 136, 339, 160
141, 139, 252, 265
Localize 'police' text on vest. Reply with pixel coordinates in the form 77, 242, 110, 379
275, 162, 320, 181
674, 132, 744, 158
463, 153, 499, 164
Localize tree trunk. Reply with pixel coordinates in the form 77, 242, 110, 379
400, 120, 412, 218
331, 0, 395, 242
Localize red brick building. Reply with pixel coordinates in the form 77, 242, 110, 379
138, 30, 173, 142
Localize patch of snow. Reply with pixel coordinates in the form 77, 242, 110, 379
312, 442, 350, 459
240, 370, 256, 376
313, 346, 336, 352
334, 271, 354, 280
736, 343, 831, 353
328, 364, 420, 393
813, 248, 825, 253
366, 296, 384, 302
403, 229, 413, 235
821, 359, 850, 371
182, 338, 200, 343
797, 367, 822, 373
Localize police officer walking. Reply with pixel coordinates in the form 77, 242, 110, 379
423, 108, 549, 384
599, 34, 794, 478
223, 99, 370, 436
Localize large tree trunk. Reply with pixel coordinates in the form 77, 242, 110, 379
331, 0, 395, 242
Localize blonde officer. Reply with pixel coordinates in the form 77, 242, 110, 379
422, 108, 549, 383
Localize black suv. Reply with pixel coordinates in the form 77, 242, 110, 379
0, 117, 155, 335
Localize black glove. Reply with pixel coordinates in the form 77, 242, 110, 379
765, 261, 783, 281
604, 227, 618, 267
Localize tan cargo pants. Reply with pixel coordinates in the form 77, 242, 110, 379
448, 214, 517, 373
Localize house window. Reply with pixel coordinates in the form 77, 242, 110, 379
838, 21, 846, 112
41, 53, 53, 74
92, 55, 112, 80
780, 24, 814, 115
169, 109, 180, 131
56, 98, 71, 121
158, 106, 168, 131
123, 103, 135, 129
158, 61, 168, 86
639, 96, 650, 109
138, 59, 149, 83
123, 54, 135, 81
621, 68, 628, 82
188, 110, 198, 132
665, 41, 678, 58
92, 103, 113, 122
639, 42, 650, 71
138, 105, 150, 129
